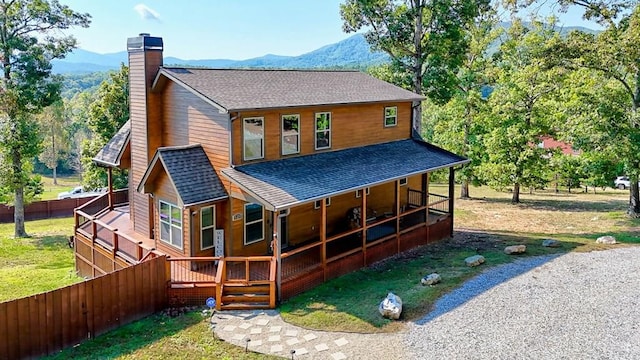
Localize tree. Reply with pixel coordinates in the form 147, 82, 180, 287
82, 64, 129, 190
340, 0, 490, 133
478, 19, 563, 203
0, 0, 90, 237
424, 10, 500, 199
553, 6, 640, 214
38, 100, 69, 184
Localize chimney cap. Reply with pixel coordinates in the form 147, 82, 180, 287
127, 34, 163, 52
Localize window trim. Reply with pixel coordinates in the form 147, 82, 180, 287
200, 205, 215, 250
159, 200, 183, 250
243, 117, 265, 161
384, 106, 398, 127
244, 203, 264, 245
281, 114, 301, 156
314, 112, 332, 150
399, 178, 408, 186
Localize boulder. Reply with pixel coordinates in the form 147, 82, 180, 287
379, 292, 403, 320
504, 245, 526, 255
465, 255, 485, 267
596, 236, 617, 245
542, 239, 561, 248
421, 273, 441, 286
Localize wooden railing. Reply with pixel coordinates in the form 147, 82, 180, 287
408, 188, 426, 207
166, 257, 220, 284
428, 193, 449, 214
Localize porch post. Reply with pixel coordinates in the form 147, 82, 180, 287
395, 180, 401, 254
273, 212, 282, 300
321, 199, 327, 281
449, 167, 455, 236
107, 167, 114, 210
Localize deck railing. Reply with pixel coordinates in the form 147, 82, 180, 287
428, 193, 449, 214
166, 257, 220, 284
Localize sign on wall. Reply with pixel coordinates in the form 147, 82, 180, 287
215, 229, 224, 258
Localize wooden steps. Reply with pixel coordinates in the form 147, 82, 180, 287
219, 283, 272, 310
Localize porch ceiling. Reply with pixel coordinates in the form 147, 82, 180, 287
221, 139, 469, 211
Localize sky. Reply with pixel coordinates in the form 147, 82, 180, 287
57, 1, 604, 60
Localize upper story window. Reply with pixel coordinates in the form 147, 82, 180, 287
384, 106, 398, 127
243, 117, 264, 161
315, 112, 331, 150
244, 203, 264, 245
159, 200, 183, 249
282, 114, 300, 155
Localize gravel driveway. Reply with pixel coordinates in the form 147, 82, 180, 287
404, 247, 640, 359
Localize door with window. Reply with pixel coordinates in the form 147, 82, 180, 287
200, 206, 216, 253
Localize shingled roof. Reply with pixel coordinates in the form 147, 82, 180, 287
137, 145, 228, 206
154, 68, 424, 111
221, 139, 468, 211
93, 120, 130, 167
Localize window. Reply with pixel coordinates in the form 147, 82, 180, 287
159, 200, 182, 249
243, 117, 264, 161
244, 203, 264, 245
399, 178, 408, 186
201, 206, 215, 250
315, 112, 331, 150
384, 106, 397, 127
282, 114, 300, 155
355, 188, 370, 198
314, 198, 331, 209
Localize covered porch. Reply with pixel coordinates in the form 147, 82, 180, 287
222, 138, 467, 300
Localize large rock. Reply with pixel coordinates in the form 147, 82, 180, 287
421, 273, 441, 286
504, 245, 526, 255
596, 236, 617, 245
379, 292, 403, 320
465, 255, 485, 267
542, 239, 561, 248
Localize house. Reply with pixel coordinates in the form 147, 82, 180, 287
73, 34, 469, 310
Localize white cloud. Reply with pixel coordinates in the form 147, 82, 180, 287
133, 4, 161, 21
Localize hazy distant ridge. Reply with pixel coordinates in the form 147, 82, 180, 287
53, 34, 387, 73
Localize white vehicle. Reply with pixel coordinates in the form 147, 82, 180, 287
57, 186, 105, 199
613, 176, 640, 190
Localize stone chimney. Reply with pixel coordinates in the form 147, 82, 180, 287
127, 33, 163, 238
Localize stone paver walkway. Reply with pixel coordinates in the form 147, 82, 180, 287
210, 309, 404, 359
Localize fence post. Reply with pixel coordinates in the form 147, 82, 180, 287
112, 232, 118, 260
137, 242, 143, 261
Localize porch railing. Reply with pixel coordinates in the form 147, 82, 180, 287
428, 193, 449, 214
166, 257, 220, 284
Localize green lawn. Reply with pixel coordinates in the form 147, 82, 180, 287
39, 175, 81, 201
0, 217, 81, 302
45, 311, 278, 360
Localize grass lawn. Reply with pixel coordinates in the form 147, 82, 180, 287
279, 185, 640, 333
39, 175, 81, 201
45, 311, 279, 360
0, 217, 81, 302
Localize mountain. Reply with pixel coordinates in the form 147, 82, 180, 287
52, 34, 387, 74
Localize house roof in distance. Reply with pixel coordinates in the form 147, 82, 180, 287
93, 120, 130, 167
154, 68, 424, 112
221, 139, 469, 211
137, 144, 228, 207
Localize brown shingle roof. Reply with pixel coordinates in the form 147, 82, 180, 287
155, 68, 424, 111
93, 120, 130, 167
221, 139, 468, 211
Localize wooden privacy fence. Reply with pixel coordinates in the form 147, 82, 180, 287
0, 197, 97, 223
0, 256, 168, 360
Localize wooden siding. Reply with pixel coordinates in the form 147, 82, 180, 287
190, 201, 228, 258
231, 102, 412, 165
129, 49, 163, 238
288, 203, 320, 247
161, 81, 230, 174
229, 196, 270, 256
